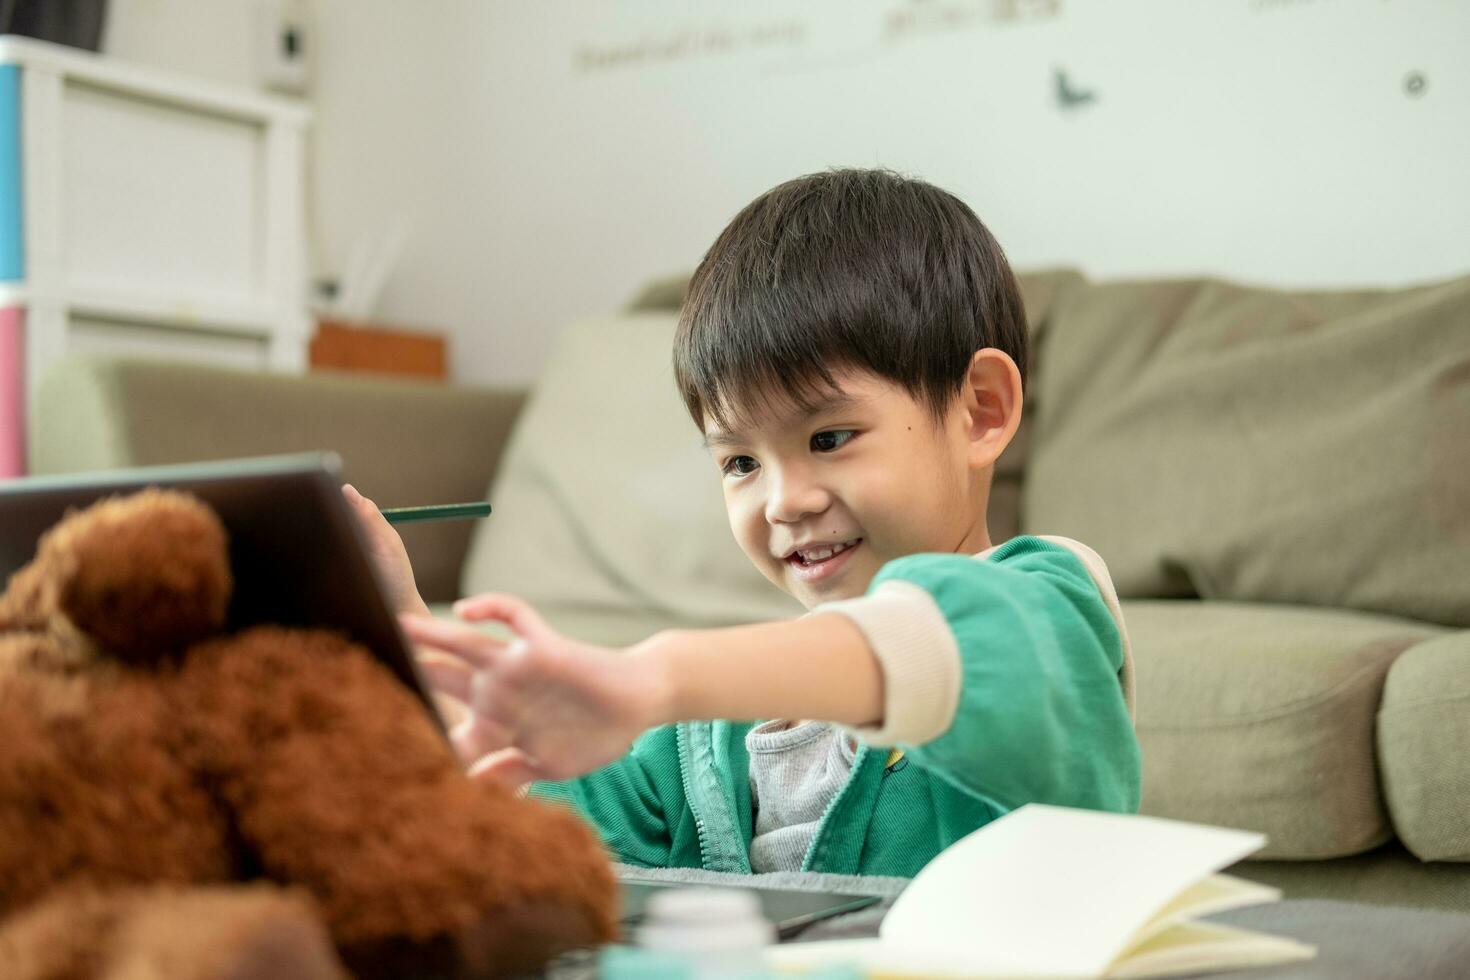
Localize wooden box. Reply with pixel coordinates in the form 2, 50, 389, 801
309, 319, 447, 379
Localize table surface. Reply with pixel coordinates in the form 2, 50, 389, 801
549, 865, 1470, 979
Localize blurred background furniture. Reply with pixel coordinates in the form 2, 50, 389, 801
309, 318, 448, 379
0, 35, 310, 476
28, 267, 1470, 913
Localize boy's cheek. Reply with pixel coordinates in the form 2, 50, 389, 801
723, 514, 774, 576
723, 498, 768, 556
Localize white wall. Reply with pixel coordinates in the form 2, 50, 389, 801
106, 0, 1470, 386
104, 0, 256, 88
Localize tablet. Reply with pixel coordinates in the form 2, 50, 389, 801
619, 880, 880, 941
0, 452, 443, 732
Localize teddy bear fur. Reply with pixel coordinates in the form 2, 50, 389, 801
0, 488, 618, 978
0, 884, 349, 980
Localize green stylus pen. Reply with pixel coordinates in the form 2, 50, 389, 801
380, 501, 492, 525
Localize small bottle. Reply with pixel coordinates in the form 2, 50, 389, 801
631, 887, 775, 979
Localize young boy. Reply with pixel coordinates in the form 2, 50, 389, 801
347, 168, 1139, 878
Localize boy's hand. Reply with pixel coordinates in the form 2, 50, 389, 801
401, 594, 670, 788
341, 484, 431, 618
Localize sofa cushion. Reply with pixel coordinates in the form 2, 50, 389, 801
1128, 600, 1441, 858
1022, 272, 1470, 628
1378, 632, 1470, 862
984, 269, 1088, 543
460, 314, 805, 646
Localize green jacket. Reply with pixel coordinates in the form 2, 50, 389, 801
534, 536, 1141, 877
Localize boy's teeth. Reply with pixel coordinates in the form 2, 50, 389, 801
798, 540, 855, 562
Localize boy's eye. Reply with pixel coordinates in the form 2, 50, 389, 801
722, 455, 759, 476
811, 430, 856, 453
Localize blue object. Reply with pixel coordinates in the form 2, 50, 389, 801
0, 64, 22, 281
599, 945, 864, 980
599, 946, 691, 980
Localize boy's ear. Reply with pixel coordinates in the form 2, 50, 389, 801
961, 348, 1023, 470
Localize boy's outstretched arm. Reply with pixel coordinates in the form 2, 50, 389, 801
400, 595, 883, 787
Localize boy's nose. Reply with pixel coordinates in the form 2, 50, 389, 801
764, 469, 831, 525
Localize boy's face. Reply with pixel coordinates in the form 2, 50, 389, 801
703, 369, 991, 609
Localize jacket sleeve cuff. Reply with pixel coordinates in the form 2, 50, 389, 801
812, 580, 962, 747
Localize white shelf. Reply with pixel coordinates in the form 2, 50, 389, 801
0, 35, 308, 127
0, 34, 313, 425
65, 287, 278, 337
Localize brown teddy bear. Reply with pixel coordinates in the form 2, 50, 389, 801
0, 488, 619, 979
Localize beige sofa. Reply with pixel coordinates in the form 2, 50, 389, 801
29, 268, 1470, 912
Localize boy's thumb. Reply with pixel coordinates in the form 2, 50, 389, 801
468, 748, 544, 790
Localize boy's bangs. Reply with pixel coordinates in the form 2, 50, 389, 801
677, 299, 856, 434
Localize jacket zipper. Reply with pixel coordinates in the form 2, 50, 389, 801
676, 721, 750, 873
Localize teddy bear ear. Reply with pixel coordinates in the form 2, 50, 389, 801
54, 489, 233, 664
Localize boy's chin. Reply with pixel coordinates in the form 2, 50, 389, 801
781, 564, 876, 607
793, 586, 863, 609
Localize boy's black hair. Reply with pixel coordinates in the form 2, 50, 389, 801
673, 168, 1027, 432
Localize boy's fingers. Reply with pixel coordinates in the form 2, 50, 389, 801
418, 652, 475, 701
468, 748, 544, 789
343, 484, 393, 534
399, 614, 508, 671
470, 664, 529, 733
433, 691, 471, 729
342, 483, 373, 508
451, 715, 513, 764
453, 593, 553, 643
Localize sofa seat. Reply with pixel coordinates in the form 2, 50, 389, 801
1127, 599, 1459, 860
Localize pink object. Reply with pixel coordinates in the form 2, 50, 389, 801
0, 306, 24, 478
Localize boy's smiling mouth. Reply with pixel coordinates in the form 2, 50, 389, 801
782, 537, 863, 583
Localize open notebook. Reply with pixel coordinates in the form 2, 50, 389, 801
769, 804, 1315, 979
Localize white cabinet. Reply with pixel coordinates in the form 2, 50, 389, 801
0, 35, 311, 475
